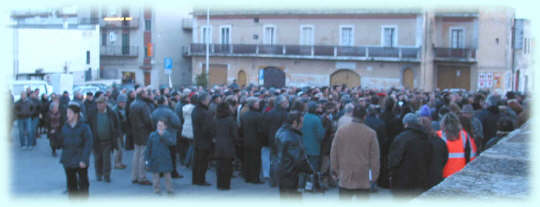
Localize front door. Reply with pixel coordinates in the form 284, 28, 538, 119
403, 68, 414, 89
237, 70, 247, 87
330, 69, 360, 88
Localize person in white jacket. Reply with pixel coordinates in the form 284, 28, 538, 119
181, 93, 196, 167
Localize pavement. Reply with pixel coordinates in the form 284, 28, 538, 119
8, 126, 392, 201
417, 122, 531, 200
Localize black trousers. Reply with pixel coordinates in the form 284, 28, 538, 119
64, 167, 89, 199
339, 187, 370, 200
192, 148, 210, 184
279, 187, 302, 200
94, 141, 112, 178
243, 147, 261, 182
169, 145, 178, 173
216, 158, 233, 189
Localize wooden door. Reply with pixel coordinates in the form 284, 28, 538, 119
403, 68, 414, 89
144, 71, 151, 86
237, 70, 247, 87
437, 66, 470, 90
330, 69, 360, 88
208, 64, 228, 87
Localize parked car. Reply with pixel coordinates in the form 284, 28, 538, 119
10, 80, 53, 101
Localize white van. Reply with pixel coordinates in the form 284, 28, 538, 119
10, 80, 54, 101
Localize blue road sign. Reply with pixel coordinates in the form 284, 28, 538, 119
164, 57, 173, 73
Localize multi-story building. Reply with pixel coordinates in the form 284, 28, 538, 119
10, 6, 100, 83
80, 6, 193, 88
513, 18, 534, 93
186, 7, 526, 92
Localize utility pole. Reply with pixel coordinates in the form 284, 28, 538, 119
205, 8, 210, 82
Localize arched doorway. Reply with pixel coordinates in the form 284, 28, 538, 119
237, 70, 247, 87
263, 67, 285, 88
403, 68, 414, 89
330, 69, 360, 88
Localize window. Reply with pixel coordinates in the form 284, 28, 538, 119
263, 25, 276, 45
220, 25, 231, 45
86, 51, 90, 64
145, 19, 151, 31
450, 27, 465, 48
201, 26, 212, 44
101, 32, 107, 46
122, 32, 129, 55
300, 25, 314, 45
381, 26, 398, 47
339, 25, 354, 46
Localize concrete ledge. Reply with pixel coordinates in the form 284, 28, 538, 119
417, 121, 530, 200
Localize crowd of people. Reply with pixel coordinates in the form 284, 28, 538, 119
10, 82, 530, 199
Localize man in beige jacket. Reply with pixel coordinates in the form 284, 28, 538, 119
331, 105, 380, 200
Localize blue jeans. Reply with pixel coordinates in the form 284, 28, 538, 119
17, 118, 32, 147
31, 117, 39, 145
261, 146, 271, 178
184, 141, 193, 166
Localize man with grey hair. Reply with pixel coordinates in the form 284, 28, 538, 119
337, 103, 355, 129
475, 94, 501, 147
263, 95, 289, 186
388, 113, 433, 198
240, 96, 265, 184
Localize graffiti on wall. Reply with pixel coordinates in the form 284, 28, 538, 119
361, 77, 400, 89
286, 73, 329, 87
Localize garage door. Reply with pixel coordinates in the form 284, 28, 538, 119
330, 69, 360, 88
437, 66, 470, 90
207, 64, 228, 87
263, 67, 285, 88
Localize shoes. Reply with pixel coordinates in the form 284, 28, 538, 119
114, 164, 126, 169
52, 151, 57, 157
171, 171, 183, 179
131, 180, 138, 184
97, 176, 103, 182
194, 182, 211, 186
167, 191, 175, 196
217, 187, 230, 190
138, 180, 152, 185
105, 176, 111, 183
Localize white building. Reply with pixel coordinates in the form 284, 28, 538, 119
11, 7, 100, 83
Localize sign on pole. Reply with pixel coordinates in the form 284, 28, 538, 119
164, 57, 173, 74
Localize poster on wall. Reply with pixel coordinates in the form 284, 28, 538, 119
493, 72, 502, 88
478, 72, 494, 89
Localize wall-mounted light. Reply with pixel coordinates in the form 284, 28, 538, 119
104, 17, 132, 21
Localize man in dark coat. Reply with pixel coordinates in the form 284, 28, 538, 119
365, 106, 390, 189
125, 90, 136, 150
112, 94, 128, 169
275, 111, 312, 199
239, 97, 265, 184
151, 96, 183, 178
29, 89, 41, 145
128, 88, 154, 185
475, 95, 501, 149
263, 95, 289, 186
388, 113, 433, 198
87, 96, 120, 183
191, 92, 216, 186
84, 92, 96, 123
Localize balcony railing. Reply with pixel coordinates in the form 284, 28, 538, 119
100, 46, 139, 57
186, 43, 421, 62
434, 48, 476, 62
182, 18, 193, 30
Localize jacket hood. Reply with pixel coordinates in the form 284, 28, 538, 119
406, 122, 427, 137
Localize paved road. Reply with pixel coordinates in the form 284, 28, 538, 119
9, 128, 392, 201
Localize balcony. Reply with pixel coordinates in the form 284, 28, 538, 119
433, 48, 476, 63
186, 43, 421, 62
100, 17, 139, 29
100, 46, 138, 57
